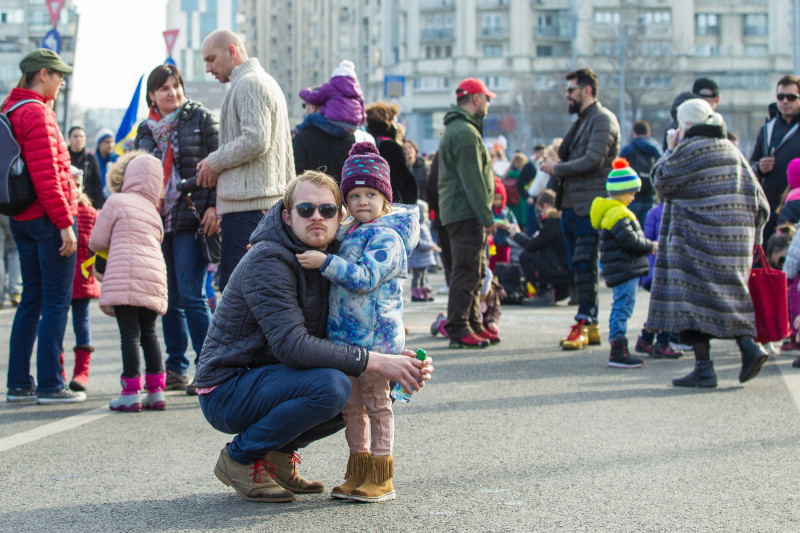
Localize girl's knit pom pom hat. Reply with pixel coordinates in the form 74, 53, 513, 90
341, 142, 393, 202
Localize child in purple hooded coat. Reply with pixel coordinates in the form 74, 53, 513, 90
299, 60, 365, 131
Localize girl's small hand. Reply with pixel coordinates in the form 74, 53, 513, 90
296, 250, 327, 269
794, 316, 800, 333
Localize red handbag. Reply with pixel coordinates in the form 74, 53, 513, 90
748, 245, 791, 343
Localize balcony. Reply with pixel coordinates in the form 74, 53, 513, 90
536, 25, 572, 39
480, 27, 506, 39
420, 0, 455, 10
420, 28, 454, 41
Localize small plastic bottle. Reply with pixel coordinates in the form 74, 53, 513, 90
390, 349, 427, 404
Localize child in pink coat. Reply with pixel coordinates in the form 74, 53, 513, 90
89, 151, 168, 413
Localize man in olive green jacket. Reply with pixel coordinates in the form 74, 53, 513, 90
438, 78, 499, 349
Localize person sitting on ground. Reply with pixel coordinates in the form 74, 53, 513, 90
590, 158, 656, 368
194, 170, 433, 504
299, 60, 365, 132
506, 189, 572, 306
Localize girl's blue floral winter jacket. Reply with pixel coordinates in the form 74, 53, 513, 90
321, 204, 420, 354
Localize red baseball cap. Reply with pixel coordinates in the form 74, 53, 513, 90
455, 77, 497, 99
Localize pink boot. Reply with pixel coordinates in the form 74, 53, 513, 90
109, 376, 142, 412
143, 372, 166, 411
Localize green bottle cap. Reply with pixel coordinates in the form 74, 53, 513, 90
415, 349, 427, 361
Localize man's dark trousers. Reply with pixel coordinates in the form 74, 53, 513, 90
219, 210, 266, 294
444, 217, 486, 339
560, 208, 599, 323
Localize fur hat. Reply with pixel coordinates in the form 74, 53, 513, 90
788, 158, 800, 190
606, 158, 641, 195
341, 142, 392, 202
332, 60, 357, 79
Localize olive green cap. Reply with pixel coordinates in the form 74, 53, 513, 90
19, 48, 73, 74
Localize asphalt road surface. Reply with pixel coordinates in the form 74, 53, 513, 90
1, 275, 799, 532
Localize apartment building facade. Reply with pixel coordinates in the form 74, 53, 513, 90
236, 0, 794, 154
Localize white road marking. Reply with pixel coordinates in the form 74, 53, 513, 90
777, 360, 800, 413
0, 407, 111, 453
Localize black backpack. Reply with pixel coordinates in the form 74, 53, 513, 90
0, 99, 42, 216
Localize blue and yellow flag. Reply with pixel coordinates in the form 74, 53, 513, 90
115, 75, 143, 155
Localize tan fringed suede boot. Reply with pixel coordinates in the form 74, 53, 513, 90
264, 450, 325, 493
349, 454, 396, 503
331, 451, 371, 499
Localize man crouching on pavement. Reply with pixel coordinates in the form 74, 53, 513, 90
194, 170, 433, 503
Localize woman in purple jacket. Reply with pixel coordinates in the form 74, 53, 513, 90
299, 60, 365, 131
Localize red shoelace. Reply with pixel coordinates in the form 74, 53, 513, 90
287, 452, 304, 481
249, 458, 277, 483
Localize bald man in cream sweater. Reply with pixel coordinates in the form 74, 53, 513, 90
197, 29, 295, 293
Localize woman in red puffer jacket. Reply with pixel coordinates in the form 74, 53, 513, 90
1, 49, 83, 404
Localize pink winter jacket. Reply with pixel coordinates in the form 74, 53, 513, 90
88, 154, 167, 316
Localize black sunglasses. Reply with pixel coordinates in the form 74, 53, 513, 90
293, 202, 339, 219
777, 93, 799, 102
566, 85, 583, 93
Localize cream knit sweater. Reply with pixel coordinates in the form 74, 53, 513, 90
207, 58, 295, 215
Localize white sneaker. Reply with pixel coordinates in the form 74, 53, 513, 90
36, 388, 87, 404
437, 285, 449, 295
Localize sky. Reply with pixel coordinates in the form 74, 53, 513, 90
70, 0, 169, 110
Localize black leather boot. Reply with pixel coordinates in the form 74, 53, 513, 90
672, 360, 717, 388
737, 337, 768, 383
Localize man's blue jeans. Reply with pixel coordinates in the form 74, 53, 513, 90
162, 231, 211, 374
609, 278, 639, 341
199, 365, 351, 464
7, 217, 76, 392
219, 210, 265, 294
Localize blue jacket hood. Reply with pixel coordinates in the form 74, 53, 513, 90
631, 137, 662, 157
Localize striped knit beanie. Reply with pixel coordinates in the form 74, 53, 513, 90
606, 157, 641, 195
341, 142, 393, 202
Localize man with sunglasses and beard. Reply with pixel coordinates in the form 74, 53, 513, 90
750, 74, 800, 241
194, 171, 433, 504
539, 67, 620, 351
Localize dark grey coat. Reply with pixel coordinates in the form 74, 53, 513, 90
555, 102, 620, 217
194, 201, 369, 389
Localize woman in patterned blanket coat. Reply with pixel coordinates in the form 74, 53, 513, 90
648, 98, 771, 388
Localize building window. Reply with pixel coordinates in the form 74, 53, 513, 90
537, 45, 553, 57
483, 45, 503, 58
481, 12, 504, 37
744, 14, 768, 36
745, 44, 768, 57
483, 76, 508, 91
642, 10, 671, 25
696, 13, 719, 36
594, 10, 620, 25
595, 41, 619, 56
0, 9, 24, 24
537, 10, 571, 38
695, 44, 720, 57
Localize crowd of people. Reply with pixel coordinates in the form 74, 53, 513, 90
1, 32, 794, 504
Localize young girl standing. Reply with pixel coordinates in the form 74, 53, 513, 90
89, 151, 168, 412
68, 166, 100, 392
296, 142, 420, 503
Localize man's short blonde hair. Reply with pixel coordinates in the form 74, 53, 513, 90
284, 170, 343, 212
